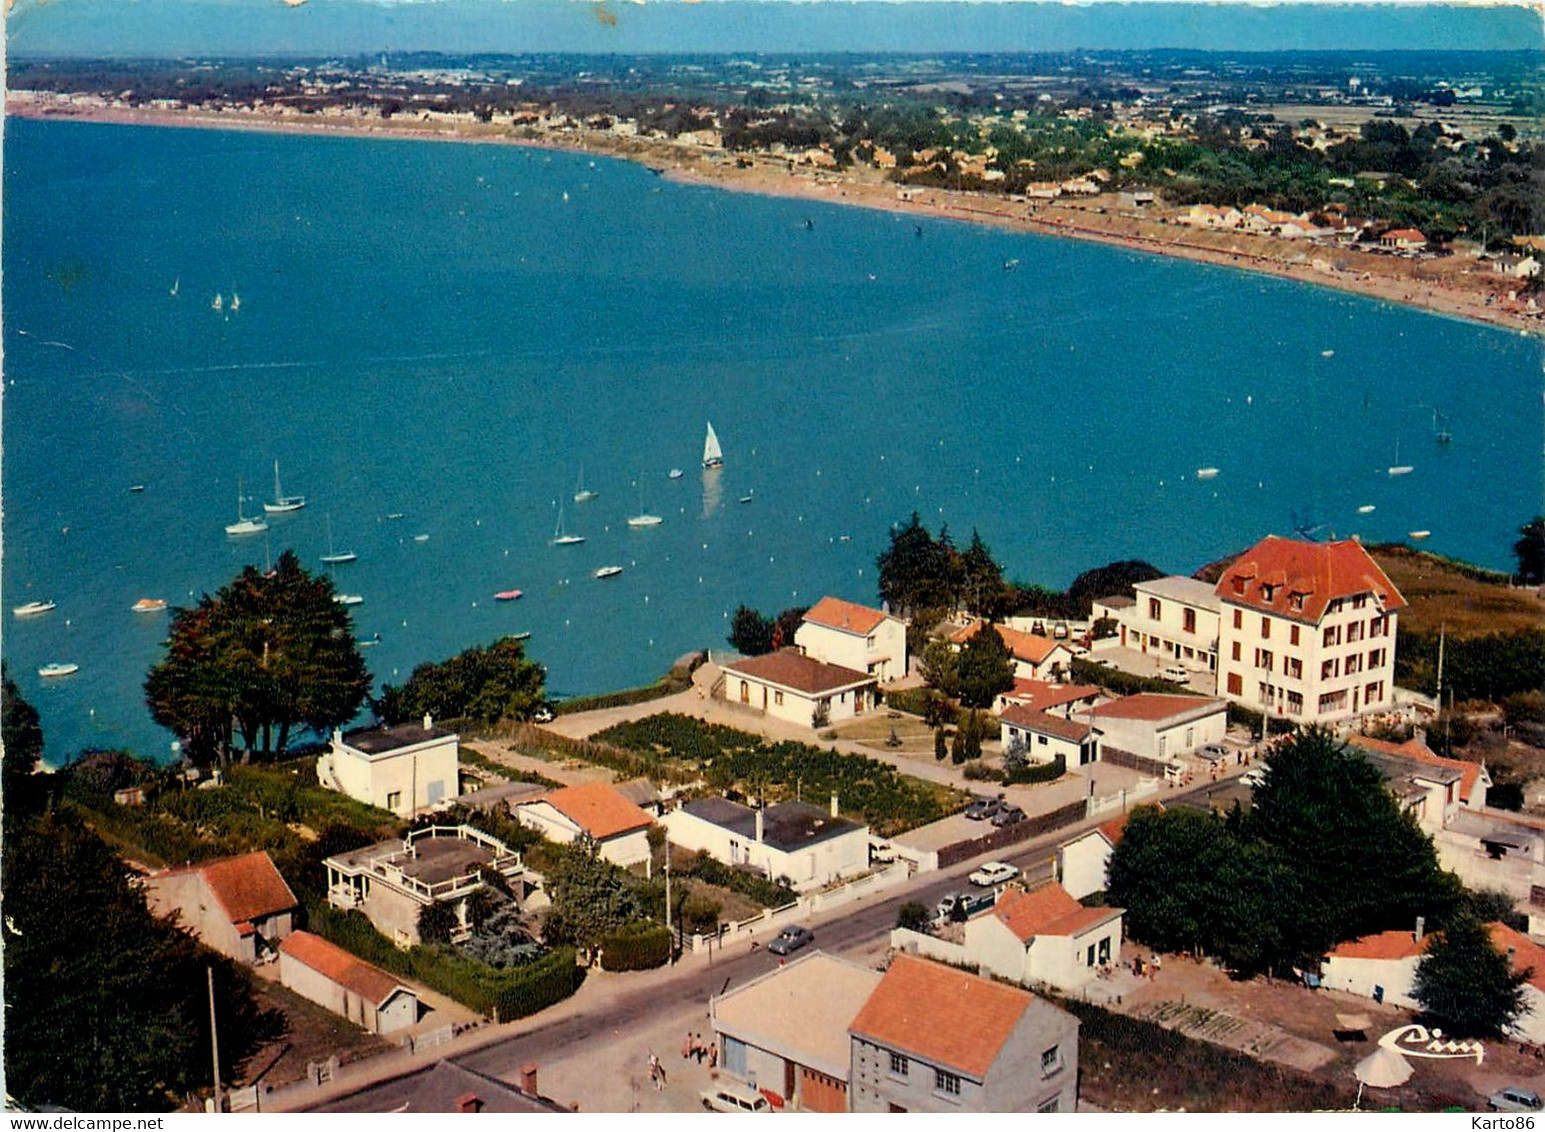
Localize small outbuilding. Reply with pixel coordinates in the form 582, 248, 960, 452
278, 930, 420, 1035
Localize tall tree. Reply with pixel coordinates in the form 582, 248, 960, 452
727, 604, 775, 656
2, 667, 45, 818
876, 512, 955, 620
1414, 915, 1529, 1038
145, 551, 371, 763
955, 623, 1017, 709
960, 528, 1009, 619
378, 637, 546, 726
1515, 516, 1545, 586
540, 835, 640, 953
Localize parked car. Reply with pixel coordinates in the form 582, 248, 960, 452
532, 703, 556, 724
1198, 743, 1231, 763
969, 861, 1021, 887
767, 926, 814, 956
1160, 665, 1191, 684
991, 804, 1026, 828
701, 1082, 772, 1113
936, 890, 996, 921
869, 838, 897, 864
1489, 1088, 1543, 1112
1241, 768, 1267, 788
964, 796, 1003, 821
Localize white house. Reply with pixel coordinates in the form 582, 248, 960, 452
1321, 927, 1429, 1008
720, 649, 880, 729
1488, 923, 1545, 1046
1214, 536, 1404, 723
1121, 576, 1223, 673
142, 851, 299, 965
995, 680, 1104, 718
317, 717, 460, 816
962, 883, 1124, 993
1074, 694, 1227, 761
278, 930, 420, 1035
999, 705, 1097, 766
1056, 814, 1131, 901
663, 797, 870, 892
514, 781, 653, 867
796, 596, 909, 683
950, 621, 1072, 682
1349, 734, 1490, 835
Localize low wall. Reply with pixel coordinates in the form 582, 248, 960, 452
1099, 747, 1173, 778
1086, 778, 1161, 819
889, 927, 972, 968
686, 862, 913, 954
935, 800, 1085, 869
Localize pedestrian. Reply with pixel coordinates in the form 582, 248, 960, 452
648, 1055, 659, 1090
682, 1032, 693, 1060
656, 1061, 668, 1089
710, 1044, 719, 1070
695, 1034, 706, 1063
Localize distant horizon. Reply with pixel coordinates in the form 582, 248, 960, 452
6, 1, 1539, 59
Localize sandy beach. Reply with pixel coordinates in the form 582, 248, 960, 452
10, 99, 1541, 338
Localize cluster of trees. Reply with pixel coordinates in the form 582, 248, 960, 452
145, 551, 371, 764
3, 672, 272, 1111
876, 514, 1010, 633
377, 636, 547, 726
726, 603, 809, 656
921, 623, 1016, 710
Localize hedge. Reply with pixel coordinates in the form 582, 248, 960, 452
599, 921, 672, 971
883, 687, 959, 723
1070, 658, 1189, 697
1005, 754, 1067, 785
555, 672, 694, 716
687, 852, 797, 908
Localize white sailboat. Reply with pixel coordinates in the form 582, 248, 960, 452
320, 514, 357, 565
627, 480, 663, 528
225, 479, 268, 536
230, 291, 241, 313
702, 421, 724, 470
573, 464, 598, 504
169, 278, 180, 298
1388, 439, 1413, 477
263, 460, 306, 514
552, 501, 585, 546
212, 293, 223, 312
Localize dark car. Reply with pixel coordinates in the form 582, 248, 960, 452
991, 804, 1026, 828
767, 926, 814, 956
964, 797, 1002, 821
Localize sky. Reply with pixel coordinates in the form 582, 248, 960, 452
4, 0, 1542, 58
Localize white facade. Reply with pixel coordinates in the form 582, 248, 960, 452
999, 707, 1095, 766
1056, 829, 1116, 901
1074, 696, 1227, 761
318, 719, 459, 816
1320, 935, 1426, 1009
514, 794, 652, 867
1123, 577, 1222, 672
721, 650, 879, 730
796, 598, 909, 683
663, 798, 871, 892
962, 887, 1124, 993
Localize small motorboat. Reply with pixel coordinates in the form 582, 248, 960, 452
494, 589, 523, 602
1195, 467, 1220, 480
412, 533, 430, 543
1357, 505, 1376, 515
13, 600, 57, 617
594, 565, 623, 579
132, 598, 167, 613
127, 484, 146, 494
333, 594, 364, 606
668, 468, 684, 480
1408, 530, 1431, 541
386, 512, 405, 521
738, 491, 755, 504
510, 631, 532, 641
38, 662, 78, 678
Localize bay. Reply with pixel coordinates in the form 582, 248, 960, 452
4, 117, 1539, 765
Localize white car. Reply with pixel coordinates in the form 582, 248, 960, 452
701, 1082, 771, 1113
1160, 665, 1191, 684
969, 861, 1020, 887
1241, 768, 1267, 788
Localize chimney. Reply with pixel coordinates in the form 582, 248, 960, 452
1413, 726, 1428, 749
518, 1064, 539, 1097
423, 713, 434, 731
830, 793, 839, 818
755, 807, 765, 843
332, 727, 343, 745
1415, 916, 1425, 942
454, 1094, 483, 1114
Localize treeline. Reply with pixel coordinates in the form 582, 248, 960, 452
1396, 628, 1545, 703
377, 637, 547, 727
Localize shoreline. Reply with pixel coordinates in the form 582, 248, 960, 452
9, 100, 1541, 337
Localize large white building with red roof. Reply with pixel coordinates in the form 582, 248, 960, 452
1214, 535, 1404, 724
795, 596, 908, 683
720, 648, 880, 728
142, 850, 299, 964
513, 781, 654, 866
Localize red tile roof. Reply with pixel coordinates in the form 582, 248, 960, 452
1488, 923, 1545, 993
990, 884, 1120, 942
1215, 536, 1405, 623
999, 704, 1092, 742
167, 851, 298, 927
801, 596, 894, 636
1097, 813, 1131, 847
950, 621, 1064, 665
1089, 693, 1224, 723
723, 649, 873, 695
280, 931, 410, 1007
1000, 680, 1102, 714
1327, 929, 1429, 962
1384, 228, 1427, 243
849, 954, 1033, 1078
1349, 736, 1485, 803
523, 781, 653, 840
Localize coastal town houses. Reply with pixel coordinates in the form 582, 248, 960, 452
719, 648, 880, 729
324, 824, 526, 947
142, 850, 299, 964
317, 716, 460, 817
995, 679, 1103, 719
1349, 733, 1491, 834
513, 781, 654, 867
961, 883, 1125, 993
1380, 228, 1429, 252
1056, 813, 1131, 901
795, 595, 909, 683
1073, 693, 1228, 762
710, 952, 884, 1112
949, 619, 1072, 682
310, 1061, 572, 1113
848, 954, 1080, 1113
1213, 535, 1404, 724
1096, 575, 1222, 673
999, 705, 1097, 766
278, 930, 420, 1036
662, 796, 869, 892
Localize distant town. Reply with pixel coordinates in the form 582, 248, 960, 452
6, 511, 1545, 1113
8, 49, 1544, 332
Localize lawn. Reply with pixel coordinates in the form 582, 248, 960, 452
1371, 545, 1541, 638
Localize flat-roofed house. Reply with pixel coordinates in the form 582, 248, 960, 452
847, 955, 1080, 1113
1350, 734, 1490, 834
143, 851, 299, 964
1125, 576, 1222, 673
1214, 535, 1404, 723
999, 705, 1097, 766
317, 716, 459, 816
796, 597, 908, 683
720, 649, 879, 729
278, 930, 420, 1035
710, 952, 883, 1112
514, 781, 654, 867
663, 797, 869, 892
964, 883, 1124, 993
1074, 693, 1227, 761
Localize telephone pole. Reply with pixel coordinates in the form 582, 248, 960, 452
208, 966, 222, 1114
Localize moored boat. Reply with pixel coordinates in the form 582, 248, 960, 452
573, 464, 598, 504
494, 589, 524, 601
668, 468, 684, 480
1408, 530, 1431, 541
13, 600, 57, 617
38, 662, 78, 678
263, 460, 306, 514
333, 593, 364, 606
132, 598, 167, 613
552, 501, 585, 546
1357, 505, 1376, 514
1195, 467, 1219, 480
702, 422, 724, 470
226, 478, 268, 536
594, 565, 623, 579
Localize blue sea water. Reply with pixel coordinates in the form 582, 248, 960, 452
4, 117, 1542, 765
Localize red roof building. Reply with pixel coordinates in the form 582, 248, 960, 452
949, 620, 1071, 681
279, 931, 420, 1035
961, 883, 1125, 994
796, 597, 909, 683
721, 648, 880, 729
143, 851, 299, 964
515, 781, 655, 867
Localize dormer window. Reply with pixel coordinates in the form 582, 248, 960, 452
1230, 575, 1245, 596
1259, 583, 1276, 602
1290, 593, 1305, 612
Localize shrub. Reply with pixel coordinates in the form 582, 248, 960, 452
1072, 658, 1188, 697
896, 902, 932, 932
599, 921, 672, 971
419, 903, 457, 944
962, 761, 1000, 781
1005, 754, 1067, 786
680, 892, 723, 935
555, 672, 693, 716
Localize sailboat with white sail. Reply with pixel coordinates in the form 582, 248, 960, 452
320, 514, 357, 565
702, 421, 724, 470
573, 464, 597, 504
1388, 439, 1413, 476
212, 292, 223, 312
628, 479, 662, 528
225, 478, 268, 536
552, 500, 585, 546
264, 460, 306, 513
